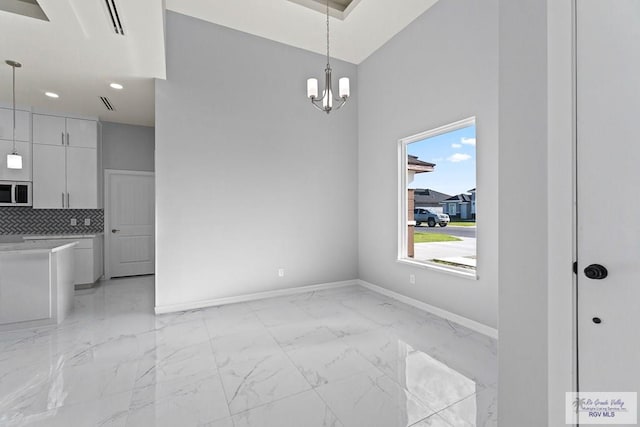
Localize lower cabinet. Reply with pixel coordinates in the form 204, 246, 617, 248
23, 235, 103, 286
73, 236, 103, 285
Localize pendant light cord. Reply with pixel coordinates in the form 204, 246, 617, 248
11, 64, 16, 152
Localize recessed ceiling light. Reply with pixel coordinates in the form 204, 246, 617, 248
110, 83, 123, 90
45, 92, 59, 98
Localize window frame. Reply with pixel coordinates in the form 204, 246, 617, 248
397, 116, 477, 279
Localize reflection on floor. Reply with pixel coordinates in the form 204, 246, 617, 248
0, 276, 497, 426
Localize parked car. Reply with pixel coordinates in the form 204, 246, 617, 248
414, 208, 450, 227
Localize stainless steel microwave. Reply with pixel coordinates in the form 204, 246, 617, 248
0, 181, 32, 206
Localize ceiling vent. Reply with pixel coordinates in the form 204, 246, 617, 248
100, 96, 115, 111
104, 0, 124, 35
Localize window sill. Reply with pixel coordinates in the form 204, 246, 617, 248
396, 258, 478, 280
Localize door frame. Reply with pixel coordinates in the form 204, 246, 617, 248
103, 169, 155, 280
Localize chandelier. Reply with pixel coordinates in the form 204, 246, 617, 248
306, 0, 350, 113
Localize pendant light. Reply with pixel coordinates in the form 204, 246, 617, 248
6, 60, 22, 170
306, 0, 350, 114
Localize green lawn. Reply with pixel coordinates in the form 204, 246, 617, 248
414, 233, 462, 243
448, 222, 476, 227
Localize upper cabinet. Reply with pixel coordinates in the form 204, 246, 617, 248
0, 108, 30, 142
32, 113, 100, 209
0, 107, 31, 181
33, 115, 97, 148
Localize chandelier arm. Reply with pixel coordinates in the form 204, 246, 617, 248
310, 98, 329, 112
333, 97, 348, 111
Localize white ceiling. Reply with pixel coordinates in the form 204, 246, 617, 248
0, 0, 438, 127
0, 0, 165, 126
166, 0, 439, 65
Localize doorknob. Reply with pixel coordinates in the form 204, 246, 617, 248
111, 229, 120, 233
584, 264, 608, 280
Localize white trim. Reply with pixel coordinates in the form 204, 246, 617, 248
154, 279, 358, 314
357, 279, 498, 339
104, 169, 155, 280
398, 117, 478, 278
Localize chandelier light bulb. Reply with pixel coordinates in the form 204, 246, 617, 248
307, 78, 319, 99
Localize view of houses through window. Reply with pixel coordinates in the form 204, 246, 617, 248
400, 118, 477, 273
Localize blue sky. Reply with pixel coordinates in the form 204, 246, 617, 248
407, 124, 476, 196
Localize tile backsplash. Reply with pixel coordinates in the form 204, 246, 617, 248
0, 207, 104, 235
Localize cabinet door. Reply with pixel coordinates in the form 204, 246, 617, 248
74, 248, 94, 285
67, 146, 98, 208
66, 118, 97, 149
33, 114, 66, 146
0, 140, 31, 181
0, 108, 30, 142
32, 144, 66, 209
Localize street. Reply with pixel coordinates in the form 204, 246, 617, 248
414, 225, 476, 238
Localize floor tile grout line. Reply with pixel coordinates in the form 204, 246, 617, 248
407, 390, 479, 427
205, 304, 249, 426
261, 312, 348, 427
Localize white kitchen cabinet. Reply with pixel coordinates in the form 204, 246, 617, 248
23, 235, 104, 286
66, 118, 97, 148
32, 144, 66, 209
0, 107, 31, 181
0, 108, 30, 142
32, 114, 65, 146
32, 114, 100, 209
67, 147, 98, 208
33, 114, 96, 148
0, 140, 31, 181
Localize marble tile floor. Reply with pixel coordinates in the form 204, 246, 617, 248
0, 276, 497, 427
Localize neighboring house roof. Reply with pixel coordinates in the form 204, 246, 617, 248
413, 188, 452, 206
441, 193, 472, 203
468, 188, 476, 193
408, 155, 435, 174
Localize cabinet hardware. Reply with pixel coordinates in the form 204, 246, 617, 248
61, 192, 64, 208
67, 193, 70, 208
66, 132, 69, 146
61, 132, 64, 145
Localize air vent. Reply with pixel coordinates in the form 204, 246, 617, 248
104, 0, 124, 35
100, 96, 115, 111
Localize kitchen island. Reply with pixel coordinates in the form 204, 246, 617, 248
0, 240, 77, 331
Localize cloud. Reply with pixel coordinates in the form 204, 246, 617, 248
447, 153, 472, 163
451, 143, 462, 148
461, 137, 476, 146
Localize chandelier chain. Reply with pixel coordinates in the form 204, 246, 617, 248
326, 0, 330, 68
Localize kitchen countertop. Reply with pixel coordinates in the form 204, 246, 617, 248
0, 240, 78, 255
22, 233, 104, 240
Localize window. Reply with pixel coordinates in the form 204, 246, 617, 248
398, 117, 477, 276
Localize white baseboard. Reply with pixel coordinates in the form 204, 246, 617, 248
154, 279, 358, 314
357, 279, 499, 339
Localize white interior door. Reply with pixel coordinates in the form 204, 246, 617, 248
107, 170, 155, 278
577, 0, 640, 407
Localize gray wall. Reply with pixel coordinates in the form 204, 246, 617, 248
102, 121, 155, 172
357, 0, 499, 329
155, 12, 358, 309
